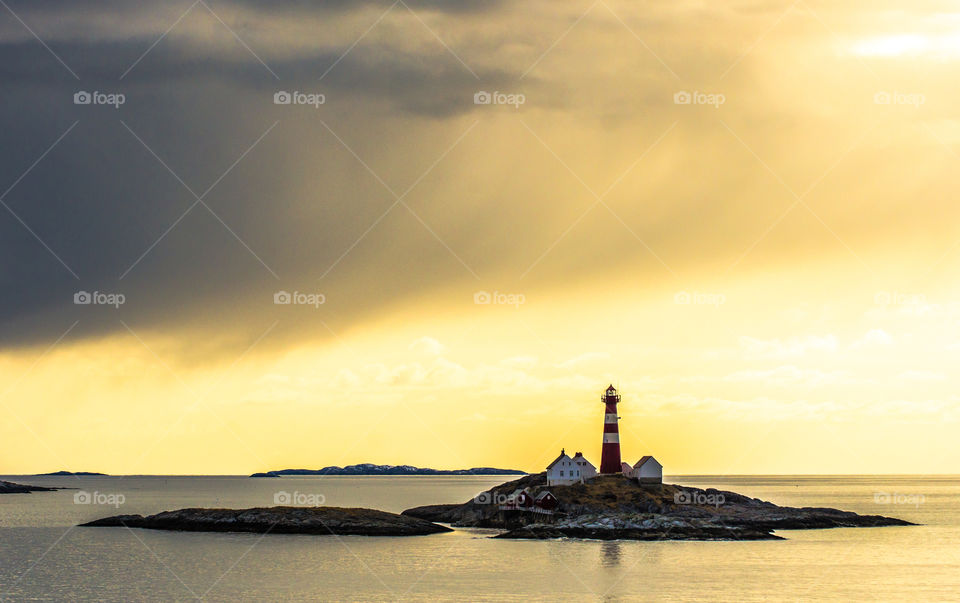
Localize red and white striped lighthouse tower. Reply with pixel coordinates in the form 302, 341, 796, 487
599, 384, 622, 473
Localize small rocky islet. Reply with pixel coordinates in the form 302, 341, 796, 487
0, 479, 63, 494
402, 473, 915, 541
80, 506, 453, 536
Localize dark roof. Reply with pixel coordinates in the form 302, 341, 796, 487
606, 384, 617, 391
634, 455, 660, 468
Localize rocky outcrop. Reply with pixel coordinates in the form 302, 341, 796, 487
0, 479, 62, 494
403, 473, 914, 541
80, 506, 453, 536
496, 516, 782, 541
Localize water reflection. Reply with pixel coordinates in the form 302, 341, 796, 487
600, 541, 621, 567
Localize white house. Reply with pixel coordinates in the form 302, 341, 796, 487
571, 451, 597, 481
633, 456, 663, 484
620, 461, 634, 477
546, 449, 596, 486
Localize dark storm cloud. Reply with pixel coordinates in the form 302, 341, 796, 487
0, 0, 531, 348
228, 0, 506, 14
5, 0, 824, 352
0, 37, 520, 115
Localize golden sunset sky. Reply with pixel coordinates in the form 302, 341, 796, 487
1, 0, 958, 474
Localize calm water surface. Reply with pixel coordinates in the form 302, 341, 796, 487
0, 475, 957, 601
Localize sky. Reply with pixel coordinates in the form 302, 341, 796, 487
1, 0, 959, 475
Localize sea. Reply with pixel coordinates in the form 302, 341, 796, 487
0, 474, 957, 601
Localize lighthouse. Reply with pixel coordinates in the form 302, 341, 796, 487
599, 384, 622, 473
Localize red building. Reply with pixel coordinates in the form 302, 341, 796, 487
599, 385, 622, 473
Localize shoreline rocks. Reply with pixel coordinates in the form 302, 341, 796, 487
403, 473, 914, 541
80, 506, 453, 536
495, 521, 782, 541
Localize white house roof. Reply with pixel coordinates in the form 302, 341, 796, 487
546, 451, 572, 470
634, 455, 661, 469
572, 452, 596, 469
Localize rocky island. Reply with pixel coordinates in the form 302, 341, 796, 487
251, 464, 526, 477
0, 479, 63, 494
403, 473, 914, 541
80, 506, 453, 536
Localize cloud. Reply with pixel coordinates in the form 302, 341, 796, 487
738, 335, 838, 359
555, 352, 611, 369
724, 365, 859, 388
851, 329, 894, 349
4, 0, 960, 363
895, 370, 947, 382
409, 336, 446, 355
501, 355, 538, 369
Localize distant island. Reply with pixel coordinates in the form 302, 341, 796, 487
250, 464, 526, 477
37, 471, 107, 476
0, 479, 63, 494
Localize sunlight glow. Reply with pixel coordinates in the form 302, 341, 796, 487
852, 33, 960, 57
